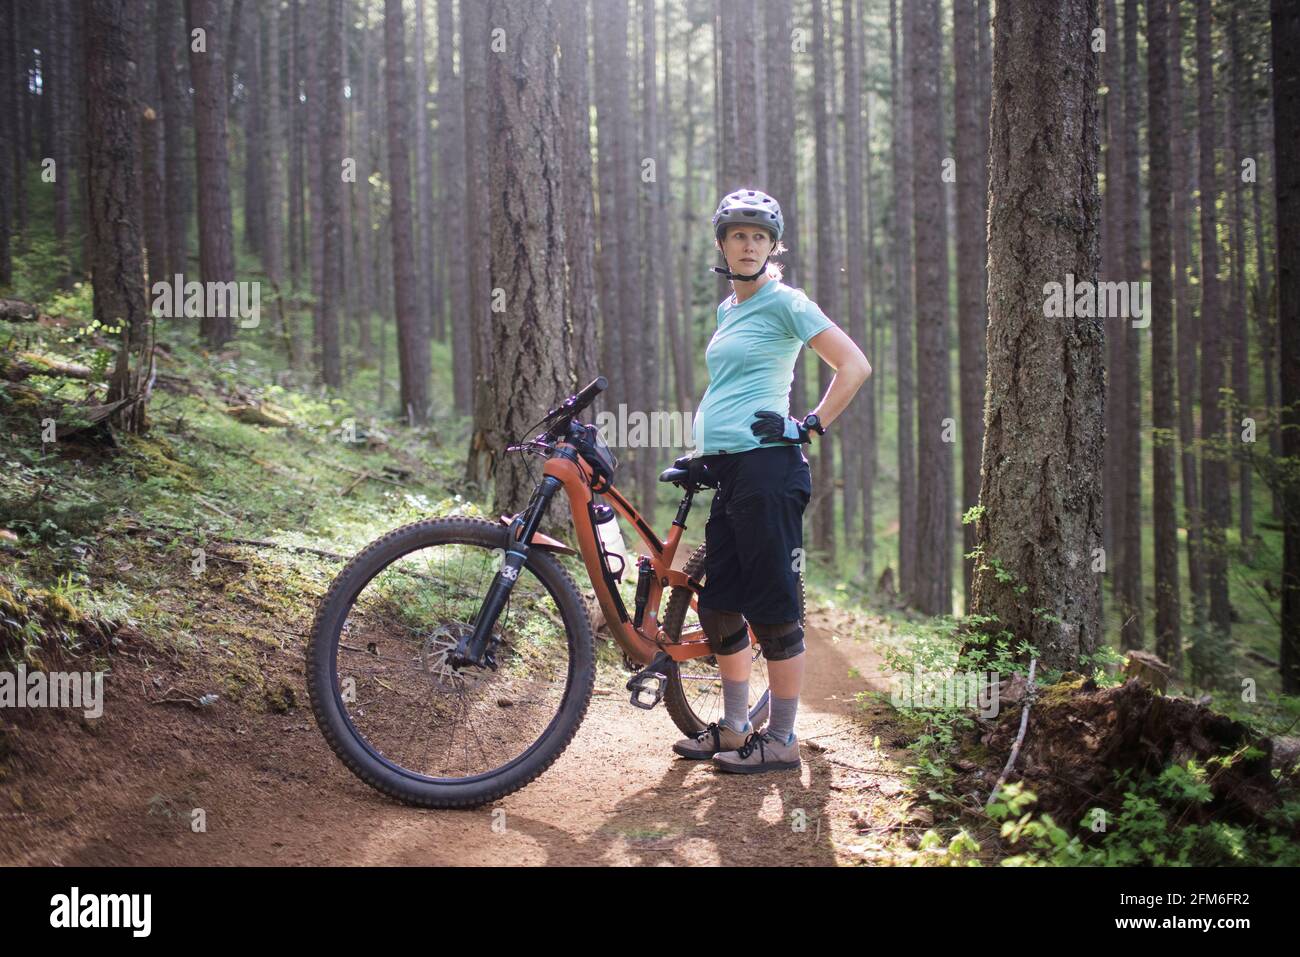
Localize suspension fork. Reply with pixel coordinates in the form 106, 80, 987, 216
450, 474, 564, 669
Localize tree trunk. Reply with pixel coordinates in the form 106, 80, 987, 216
262, 0, 283, 287
317, 0, 344, 388
911, 0, 952, 615
484, 0, 573, 521
0, 0, 11, 286
1171, 0, 1205, 628
1102, 0, 1125, 599
242, 11, 265, 257
891, 0, 918, 605
353, 3, 374, 362
970, 0, 1104, 670
1273, 0, 1300, 694
462, 0, 495, 484
811, 0, 839, 565
1117, 0, 1145, 650
412, 0, 435, 344
383, 0, 430, 424
1228, 8, 1253, 555
438, 0, 471, 412
638, 0, 661, 506
839, 0, 871, 582
138, 6, 166, 293
85, 0, 155, 435
1197, 0, 1233, 649
186, 0, 236, 347
954, 0, 987, 609
1149, 0, 1181, 668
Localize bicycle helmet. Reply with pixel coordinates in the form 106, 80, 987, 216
712, 188, 784, 242
711, 188, 783, 281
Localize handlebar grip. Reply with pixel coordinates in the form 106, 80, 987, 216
573, 376, 607, 406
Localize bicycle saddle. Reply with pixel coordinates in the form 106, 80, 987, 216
659, 454, 719, 489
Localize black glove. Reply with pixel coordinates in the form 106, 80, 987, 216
673, 454, 717, 488
750, 410, 812, 445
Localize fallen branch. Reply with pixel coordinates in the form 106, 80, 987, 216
3, 351, 94, 380
985, 657, 1037, 811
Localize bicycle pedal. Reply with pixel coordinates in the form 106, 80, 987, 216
626, 671, 666, 710
625, 651, 674, 710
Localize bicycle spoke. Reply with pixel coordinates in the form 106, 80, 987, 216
330, 534, 575, 782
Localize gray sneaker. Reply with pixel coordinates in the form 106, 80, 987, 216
712, 729, 801, 774
672, 720, 751, 760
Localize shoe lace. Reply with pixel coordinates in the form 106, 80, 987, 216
694, 722, 722, 749
736, 730, 769, 760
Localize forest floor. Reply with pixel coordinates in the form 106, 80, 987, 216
0, 305, 1011, 866
4, 300, 1297, 867
0, 564, 956, 866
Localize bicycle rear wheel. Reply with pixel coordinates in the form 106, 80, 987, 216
306, 517, 595, 808
659, 543, 805, 738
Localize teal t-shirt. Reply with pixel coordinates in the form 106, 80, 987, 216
691, 279, 835, 456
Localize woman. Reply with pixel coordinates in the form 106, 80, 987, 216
672, 188, 872, 774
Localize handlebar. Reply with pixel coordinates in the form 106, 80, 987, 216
539, 375, 607, 440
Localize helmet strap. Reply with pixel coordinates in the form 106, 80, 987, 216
710, 254, 769, 283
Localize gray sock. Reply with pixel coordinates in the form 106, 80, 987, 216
767, 696, 798, 744
722, 677, 751, 733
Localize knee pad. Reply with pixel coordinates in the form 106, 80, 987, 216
709, 623, 752, 656
755, 624, 805, 661
700, 607, 749, 655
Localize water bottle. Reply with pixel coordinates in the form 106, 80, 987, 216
593, 502, 628, 582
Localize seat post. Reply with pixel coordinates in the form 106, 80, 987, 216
672, 489, 695, 529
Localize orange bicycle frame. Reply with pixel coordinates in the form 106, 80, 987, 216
510, 445, 713, 667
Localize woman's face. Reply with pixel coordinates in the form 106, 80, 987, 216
717, 225, 774, 275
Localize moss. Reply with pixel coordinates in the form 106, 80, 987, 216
265, 681, 297, 714
1037, 672, 1088, 709
121, 433, 198, 488
31, 589, 82, 624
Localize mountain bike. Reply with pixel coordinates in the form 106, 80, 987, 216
306, 376, 804, 808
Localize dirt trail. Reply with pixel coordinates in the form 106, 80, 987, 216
0, 603, 923, 866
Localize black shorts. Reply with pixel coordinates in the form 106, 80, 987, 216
696, 444, 812, 625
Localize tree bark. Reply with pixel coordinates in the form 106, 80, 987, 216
841, 0, 866, 575
462, 0, 495, 484
1171, 0, 1205, 627
318, 0, 344, 388
1117, 0, 1145, 650
438, 0, 471, 412
1149, 0, 1181, 668
1273, 0, 1300, 694
970, 0, 1104, 669
911, 0, 953, 615
186, 0, 236, 347
954, 0, 988, 608
1197, 0, 1233, 647
85, 0, 155, 434
1102, 0, 1125, 597
811, 0, 839, 564
383, 0, 430, 423
484, 0, 574, 520
1228, 8, 1253, 555
891, 0, 918, 604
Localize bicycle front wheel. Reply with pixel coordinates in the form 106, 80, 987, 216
306, 517, 596, 808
